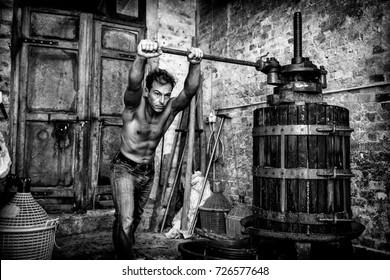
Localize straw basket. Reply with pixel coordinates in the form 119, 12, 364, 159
0, 190, 58, 260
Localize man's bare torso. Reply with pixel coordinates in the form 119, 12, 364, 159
120, 96, 175, 164
118, 40, 202, 165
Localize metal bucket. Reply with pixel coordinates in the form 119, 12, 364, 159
178, 239, 257, 260
178, 240, 220, 260
205, 239, 257, 260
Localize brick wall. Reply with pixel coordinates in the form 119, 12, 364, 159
197, 0, 390, 252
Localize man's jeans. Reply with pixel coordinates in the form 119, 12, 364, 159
110, 152, 154, 259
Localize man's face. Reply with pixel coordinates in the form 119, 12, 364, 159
145, 81, 173, 113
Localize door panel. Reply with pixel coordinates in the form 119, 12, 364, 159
30, 11, 79, 41
100, 58, 131, 116
27, 47, 78, 113
101, 26, 138, 53
90, 21, 144, 208
16, 8, 90, 213
25, 122, 74, 187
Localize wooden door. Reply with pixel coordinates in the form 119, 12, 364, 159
89, 21, 144, 209
16, 8, 93, 213
14, 6, 145, 213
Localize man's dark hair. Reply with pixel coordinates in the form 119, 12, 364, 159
145, 68, 176, 91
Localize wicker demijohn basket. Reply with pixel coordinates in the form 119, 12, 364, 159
0, 177, 58, 260
199, 183, 231, 234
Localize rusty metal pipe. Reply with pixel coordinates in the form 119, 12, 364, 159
160, 46, 260, 68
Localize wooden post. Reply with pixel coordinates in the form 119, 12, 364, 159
159, 103, 190, 229
180, 95, 196, 230
150, 113, 183, 232
161, 112, 183, 203
160, 144, 187, 232
149, 136, 165, 232
196, 77, 206, 175
150, 111, 186, 232
180, 36, 199, 231
194, 0, 206, 175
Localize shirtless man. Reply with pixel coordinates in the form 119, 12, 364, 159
110, 39, 203, 259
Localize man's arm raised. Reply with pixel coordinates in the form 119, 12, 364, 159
124, 40, 162, 107
171, 47, 203, 114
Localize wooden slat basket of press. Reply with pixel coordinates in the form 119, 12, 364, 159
252, 103, 354, 234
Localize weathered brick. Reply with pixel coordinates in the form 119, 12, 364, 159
376, 192, 387, 200
369, 74, 385, 83
373, 45, 386, 54
365, 112, 376, 122
375, 93, 390, 103
367, 132, 378, 141
381, 102, 390, 111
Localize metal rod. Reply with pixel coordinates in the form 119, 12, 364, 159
323, 82, 390, 95
215, 101, 267, 112
294, 12, 302, 61
160, 46, 259, 68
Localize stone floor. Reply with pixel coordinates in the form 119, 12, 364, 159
52, 229, 390, 260
50, 205, 188, 260
52, 229, 187, 260
49, 207, 390, 260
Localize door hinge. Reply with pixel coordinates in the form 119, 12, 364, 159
22, 38, 59, 46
